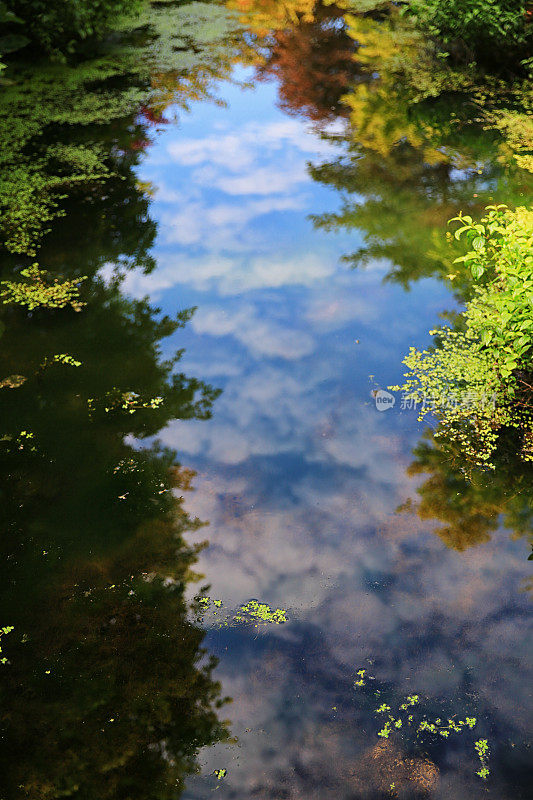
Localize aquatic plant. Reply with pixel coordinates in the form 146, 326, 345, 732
87, 390, 164, 417
0, 625, 14, 665
213, 768, 227, 780
354, 668, 490, 780
475, 738, 490, 779
195, 596, 288, 628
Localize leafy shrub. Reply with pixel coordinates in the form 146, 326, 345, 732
405, 0, 533, 70
392, 205, 533, 466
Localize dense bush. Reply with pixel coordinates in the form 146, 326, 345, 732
393, 205, 533, 466
405, 0, 533, 70
2, 0, 145, 57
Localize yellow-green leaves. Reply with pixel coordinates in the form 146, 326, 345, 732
0, 265, 86, 311
475, 739, 490, 779
393, 205, 533, 466
0, 625, 14, 665
195, 596, 288, 628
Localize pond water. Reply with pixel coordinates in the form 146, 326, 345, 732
0, 2, 531, 799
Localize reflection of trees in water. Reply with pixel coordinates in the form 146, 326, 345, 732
255, 1, 361, 122
227, 0, 317, 31
236, 2, 533, 293
0, 56, 231, 795
0, 244, 230, 795
309, 127, 531, 293
238, 3, 532, 569
0, 0, 250, 258
399, 427, 533, 555
0, 443, 231, 796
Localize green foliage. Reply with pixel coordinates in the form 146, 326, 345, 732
0, 265, 86, 311
392, 206, 533, 466
2, 0, 145, 58
405, 0, 533, 70
475, 738, 490, 779
0, 2, 246, 256
195, 596, 288, 627
450, 206, 533, 377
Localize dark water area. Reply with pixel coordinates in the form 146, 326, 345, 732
0, 2, 531, 799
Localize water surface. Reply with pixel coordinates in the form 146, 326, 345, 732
0, 3, 531, 798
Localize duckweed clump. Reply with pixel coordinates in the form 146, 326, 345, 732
475, 738, 490, 780
195, 597, 288, 628
0, 625, 14, 665
354, 667, 490, 780
213, 768, 227, 780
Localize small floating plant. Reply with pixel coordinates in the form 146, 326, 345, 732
354, 667, 490, 781
195, 596, 288, 628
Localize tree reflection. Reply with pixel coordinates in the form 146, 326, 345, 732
256, 1, 361, 123
399, 427, 533, 554
272, 4, 533, 292
309, 114, 531, 293
0, 32, 232, 798
242, 3, 533, 564
0, 204, 230, 799
229, 2, 531, 293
